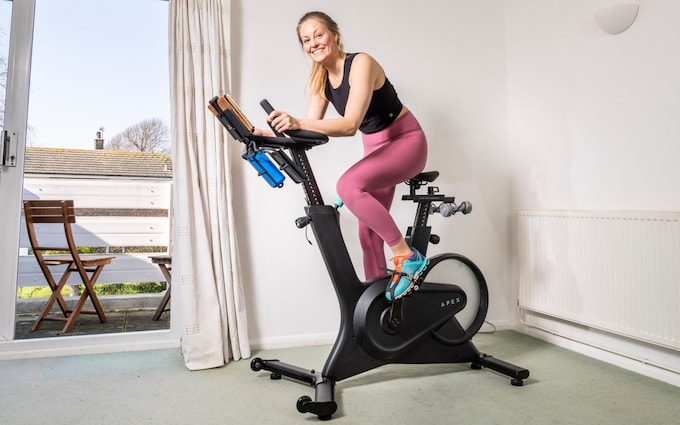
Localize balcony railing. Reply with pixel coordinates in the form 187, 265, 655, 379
18, 176, 172, 289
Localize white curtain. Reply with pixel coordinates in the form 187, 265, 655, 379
168, 0, 250, 370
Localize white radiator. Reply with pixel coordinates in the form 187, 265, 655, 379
518, 209, 680, 351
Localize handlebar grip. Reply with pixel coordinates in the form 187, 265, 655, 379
285, 129, 329, 141
259, 98, 329, 143
260, 99, 284, 137
260, 99, 275, 114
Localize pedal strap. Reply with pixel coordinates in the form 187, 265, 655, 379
381, 266, 420, 284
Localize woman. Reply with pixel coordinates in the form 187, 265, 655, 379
258, 11, 428, 301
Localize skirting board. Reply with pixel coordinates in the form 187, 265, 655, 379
249, 319, 515, 352
250, 332, 337, 351
520, 312, 680, 388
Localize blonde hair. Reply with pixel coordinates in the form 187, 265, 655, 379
297, 11, 344, 99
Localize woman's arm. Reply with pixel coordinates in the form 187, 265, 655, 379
306, 92, 329, 120
269, 54, 383, 137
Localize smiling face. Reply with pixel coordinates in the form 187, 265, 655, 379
298, 18, 340, 64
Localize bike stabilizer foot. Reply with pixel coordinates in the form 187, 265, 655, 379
474, 353, 530, 386
251, 357, 338, 420
297, 379, 337, 420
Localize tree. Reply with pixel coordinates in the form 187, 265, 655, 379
106, 118, 169, 153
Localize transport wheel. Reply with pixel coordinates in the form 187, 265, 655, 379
297, 395, 312, 413
250, 357, 264, 371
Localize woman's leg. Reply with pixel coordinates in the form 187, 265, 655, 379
337, 113, 427, 285
359, 186, 395, 280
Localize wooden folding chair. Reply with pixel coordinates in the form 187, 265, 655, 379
150, 254, 172, 321
23, 200, 115, 333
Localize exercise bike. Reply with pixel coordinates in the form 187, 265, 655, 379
208, 95, 530, 421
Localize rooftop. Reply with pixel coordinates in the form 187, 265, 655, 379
24, 147, 172, 178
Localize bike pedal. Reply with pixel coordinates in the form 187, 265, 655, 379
401, 283, 420, 298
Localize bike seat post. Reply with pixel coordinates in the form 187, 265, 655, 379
409, 204, 433, 255
409, 181, 419, 197
403, 179, 436, 254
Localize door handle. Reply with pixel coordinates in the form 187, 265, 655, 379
1, 130, 18, 167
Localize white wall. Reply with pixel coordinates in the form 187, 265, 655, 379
231, 0, 509, 348
506, 0, 680, 384
507, 0, 680, 212
234, 1, 680, 371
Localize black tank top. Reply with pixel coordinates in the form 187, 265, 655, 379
324, 53, 403, 134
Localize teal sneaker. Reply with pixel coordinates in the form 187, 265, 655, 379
385, 249, 429, 301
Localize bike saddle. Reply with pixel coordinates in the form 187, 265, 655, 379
407, 171, 439, 185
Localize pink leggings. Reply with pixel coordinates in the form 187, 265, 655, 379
336, 111, 428, 280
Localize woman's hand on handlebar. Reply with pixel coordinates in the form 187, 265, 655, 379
268, 110, 301, 133
253, 127, 276, 137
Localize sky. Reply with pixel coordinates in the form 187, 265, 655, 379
1, 0, 170, 150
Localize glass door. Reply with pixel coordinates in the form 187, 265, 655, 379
0, 0, 178, 352
15, 0, 172, 340
0, 0, 34, 342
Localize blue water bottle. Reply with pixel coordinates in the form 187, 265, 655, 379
247, 150, 286, 188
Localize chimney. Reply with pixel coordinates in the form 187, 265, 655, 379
94, 128, 105, 150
